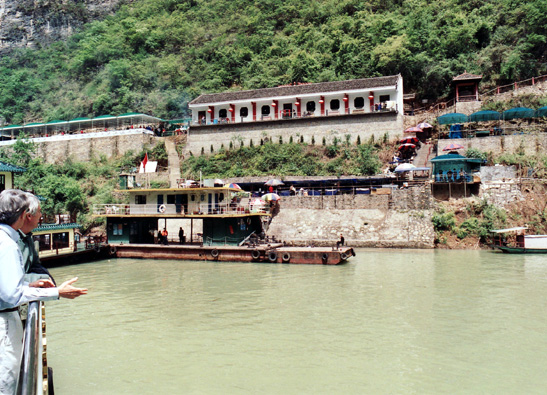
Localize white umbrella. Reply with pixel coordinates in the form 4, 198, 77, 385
394, 163, 416, 173
265, 179, 284, 186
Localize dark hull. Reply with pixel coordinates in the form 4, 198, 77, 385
491, 245, 547, 254
109, 243, 355, 265
41, 246, 110, 266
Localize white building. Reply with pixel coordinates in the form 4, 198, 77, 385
188, 75, 403, 125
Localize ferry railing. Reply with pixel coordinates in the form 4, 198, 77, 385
17, 301, 44, 395
93, 203, 271, 216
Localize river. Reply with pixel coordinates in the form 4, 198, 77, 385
46, 249, 547, 394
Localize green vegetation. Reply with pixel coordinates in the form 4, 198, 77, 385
0, 136, 166, 230
181, 140, 382, 178
433, 199, 507, 244
1, 0, 546, 124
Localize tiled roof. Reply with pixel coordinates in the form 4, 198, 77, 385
33, 223, 80, 232
452, 72, 482, 81
0, 161, 26, 173
189, 75, 400, 105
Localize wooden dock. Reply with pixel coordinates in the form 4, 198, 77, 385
109, 243, 355, 265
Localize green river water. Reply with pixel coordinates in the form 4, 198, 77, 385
46, 249, 547, 394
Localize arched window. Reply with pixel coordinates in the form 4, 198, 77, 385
240, 107, 248, 117
306, 101, 316, 112
219, 109, 227, 118
330, 99, 340, 111
354, 97, 365, 109
261, 106, 271, 115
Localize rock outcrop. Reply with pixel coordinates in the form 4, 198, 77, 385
0, 0, 126, 53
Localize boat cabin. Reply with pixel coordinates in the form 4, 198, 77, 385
32, 223, 80, 260
94, 186, 271, 246
491, 227, 547, 253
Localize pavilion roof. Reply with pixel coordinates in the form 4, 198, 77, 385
452, 72, 483, 82
0, 161, 26, 173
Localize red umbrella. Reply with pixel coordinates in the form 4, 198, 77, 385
442, 143, 465, 151
398, 143, 416, 150
404, 126, 423, 133
399, 136, 419, 144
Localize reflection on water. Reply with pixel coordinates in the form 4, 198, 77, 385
47, 250, 547, 394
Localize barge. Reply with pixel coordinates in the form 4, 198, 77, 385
94, 183, 354, 265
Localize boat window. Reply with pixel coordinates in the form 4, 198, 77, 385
112, 224, 123, 236
219, 109, 227, 118
191, 195, 196, 202
200, 194, 205, 201
354, 97, 364, 109
261, 105, 270, 115
34, 234, 51, 251
219, 193, 224, 202
330, 99, 340, 110
135, 195, 146, 204
167, 195, 175, 204
53, 232, 70, 249
240, 107, 248, 117
380, 94, 390, 102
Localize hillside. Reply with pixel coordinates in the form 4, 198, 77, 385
0, 0, 545, 125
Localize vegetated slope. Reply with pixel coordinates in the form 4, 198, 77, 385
0, 0, 545, 125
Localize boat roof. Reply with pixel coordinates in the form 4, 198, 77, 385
490, 227, 528, 233
33, 223, 80, 232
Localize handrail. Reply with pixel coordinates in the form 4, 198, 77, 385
17, 301, 43, 395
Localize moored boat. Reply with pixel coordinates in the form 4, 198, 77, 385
490, 227, 547, 253
93, 184, 355, 264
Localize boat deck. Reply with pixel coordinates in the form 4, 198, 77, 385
109, 243, 354, 265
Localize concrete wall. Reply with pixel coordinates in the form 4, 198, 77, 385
267, 186, 435, 248
185, 112, 403, 155
30, 133, 159, 164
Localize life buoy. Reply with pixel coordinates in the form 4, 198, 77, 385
322, 253, 329, 263
159, 204, 166, 213
268, 251, 278, 262
340, 252, 348, 260
282, 252, 291, 263
251, 249, 261, 260
211, 249, 219, 258
109, 246, 117, 256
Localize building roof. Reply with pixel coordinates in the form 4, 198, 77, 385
452, 72, 483, 82
430, 153, 484, 163
0, 161, 26, 173
33, 223, 80, 232
189, 75, 400, 106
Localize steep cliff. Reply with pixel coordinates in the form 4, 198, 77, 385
0, 0, 126, 53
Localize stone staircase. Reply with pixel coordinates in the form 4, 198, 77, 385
164, 137, 181, 188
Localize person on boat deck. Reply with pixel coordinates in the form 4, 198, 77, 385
336, 234, 345, 249
161, 228, 169, 245
178, 227, 185, 244
18, 192, 56, 285
0, 189, 87, 394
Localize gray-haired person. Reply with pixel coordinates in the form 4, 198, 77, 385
0, 189, 87, 393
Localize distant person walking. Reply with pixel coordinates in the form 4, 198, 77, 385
161, 228, 169, 245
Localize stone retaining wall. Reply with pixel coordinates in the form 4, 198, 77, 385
440, 133, 547, 157
185, 112, 404, 155
31, 133, 158, 164
267, 186, 435, 248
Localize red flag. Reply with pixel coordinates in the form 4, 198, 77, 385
142, 153, 148, 169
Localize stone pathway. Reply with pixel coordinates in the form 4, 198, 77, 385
164, 137, 181, 187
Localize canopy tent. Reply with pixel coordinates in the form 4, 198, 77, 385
502, 107, 535, 120
536, 106, 547, 118
437, 113, 468, 125
468, 110, 500, 122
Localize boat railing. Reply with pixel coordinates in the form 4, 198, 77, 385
17, 301, 45, 395
93, 203, 271, 216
